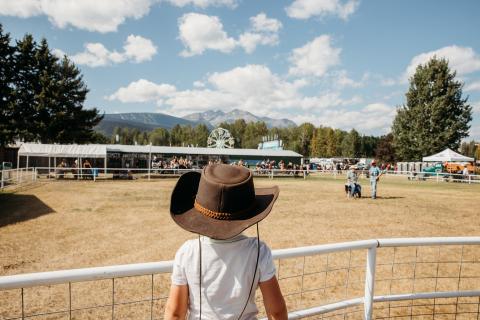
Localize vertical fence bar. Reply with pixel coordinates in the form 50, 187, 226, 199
151, 274, 154, 320
21, 287, 25, 320
69, 282, 72, 320
1, 168, 4, 189
364, 245, 377, 320
112, 278, 115, 320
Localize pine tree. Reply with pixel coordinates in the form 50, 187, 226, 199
12, 34, 39, 142
0, 24, 15, 146
35, 38, 60, 142
392, 57, 472, 160
51, 56, 103, 143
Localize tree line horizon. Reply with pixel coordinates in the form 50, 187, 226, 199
1, 25, 477, 162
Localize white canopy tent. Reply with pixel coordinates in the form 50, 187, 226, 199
18, 143, 108, 171
422, 148, 474, 162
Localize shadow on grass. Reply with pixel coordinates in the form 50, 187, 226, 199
0, 194, 55, 227
363, 196, 405, 200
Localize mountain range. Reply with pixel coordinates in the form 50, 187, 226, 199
183, 109, 296, 128
95, 110, 296, 136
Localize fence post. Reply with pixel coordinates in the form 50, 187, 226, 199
1, 168, 4, 189
364, 245, 377, 320
436, 172, 439, 183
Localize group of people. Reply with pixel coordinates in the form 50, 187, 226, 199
255, 159, 307, 175
345, 160, 384, 199
151, 156, 194, 171
55, 159, 94, 179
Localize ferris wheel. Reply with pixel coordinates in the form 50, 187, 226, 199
207, 127, 235, 148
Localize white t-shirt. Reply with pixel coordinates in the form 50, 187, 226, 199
171, 234, 276, 320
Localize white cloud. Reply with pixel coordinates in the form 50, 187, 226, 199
107, 64, 362, 119
178, 13, 236, 57
178, 12, 282, 56
165, 0, 237, 8
106, 79, 176, 103
0, 0, 237, 32
237, 13, 282, 54
250, 12, 282, 33
288, 35, 341, 77
311, 103, 396, 132
333, 70, 367, 88
285, 0, 359, 20
403, 45, 480, 82
465, 81, 480, 92
0, 0, 155, 33
472, 101, 480, 114
63, 34, 157, 67
51, 48, 66, 59
0, 0, 42, 18
107, 65, 397, 133
122, 35, 158, 63
193, 81, 205, 88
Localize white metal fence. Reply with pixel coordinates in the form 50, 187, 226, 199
1, 237, 479, 319
2, 167, 479, 191
0, 168, 36, 190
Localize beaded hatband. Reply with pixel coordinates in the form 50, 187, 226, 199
194, 199, 256, 220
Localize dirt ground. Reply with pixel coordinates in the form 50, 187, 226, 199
1, 175, 479, 275
0, 175, 479, 319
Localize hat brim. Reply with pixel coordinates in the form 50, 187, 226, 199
170, 171, 279, 240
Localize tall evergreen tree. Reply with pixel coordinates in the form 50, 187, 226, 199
0, 25, 15, 146
392, 57, 472, 160
12, 34, 39, 142
35, 38, 60, 142
50, 56, 103, 143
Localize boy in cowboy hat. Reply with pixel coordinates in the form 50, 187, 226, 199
165, 164, 287, 320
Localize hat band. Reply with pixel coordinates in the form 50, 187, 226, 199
194, 199, 255, 220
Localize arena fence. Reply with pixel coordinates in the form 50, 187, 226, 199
0, 168, 36, 190
1, 237, 479, 319
1, 167, 479, 191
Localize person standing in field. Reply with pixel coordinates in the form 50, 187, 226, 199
345, 167, 358, 198
165, 164, 287, 320
369, 160, 382, 199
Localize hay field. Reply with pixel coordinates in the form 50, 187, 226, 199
1, 175, 479, 319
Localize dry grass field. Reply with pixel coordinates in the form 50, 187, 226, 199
1, 174, 480, 319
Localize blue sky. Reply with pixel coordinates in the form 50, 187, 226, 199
1, 0, 479, 138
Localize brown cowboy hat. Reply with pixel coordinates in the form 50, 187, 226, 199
170, 164, 279, 240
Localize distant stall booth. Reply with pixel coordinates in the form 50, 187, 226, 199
17, 143, 107, 170
17, 143, 303, 172
105, 144, 303, 168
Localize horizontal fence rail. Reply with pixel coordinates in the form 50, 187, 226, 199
2, 167, 479, 190
1, 237, 479, 319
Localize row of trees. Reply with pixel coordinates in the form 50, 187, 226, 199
0, 24, 103, 146
110, 124, 210, 147
107, 121, 386, 158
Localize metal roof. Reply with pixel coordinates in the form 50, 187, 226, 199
106, 144, 303, 158
18, 143, 107, 158
18, 143, 302, 158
